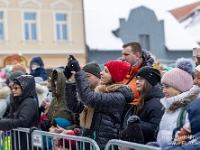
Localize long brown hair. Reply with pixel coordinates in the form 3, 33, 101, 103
136, 80, 153, 115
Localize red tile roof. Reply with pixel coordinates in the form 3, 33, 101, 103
169, 1, 200, 22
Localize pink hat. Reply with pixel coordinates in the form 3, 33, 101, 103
161, 58, 195, 92
104, 60, 130, 82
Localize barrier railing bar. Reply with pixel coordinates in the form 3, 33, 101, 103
105, 139, 161, 150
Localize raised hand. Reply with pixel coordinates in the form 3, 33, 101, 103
67, 55, 80, 72
63, 65, 73, 79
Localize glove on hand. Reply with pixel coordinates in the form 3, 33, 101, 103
68, 55, 80, 72
127, 115, 140, 127
63, 65, 73, 79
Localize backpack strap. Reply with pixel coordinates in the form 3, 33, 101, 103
172, 106, 187, 140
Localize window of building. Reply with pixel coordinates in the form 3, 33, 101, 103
139, 34, 150, 51
24, 13, 37, 40
0, 12, 4, 40
56, 14, 67, 41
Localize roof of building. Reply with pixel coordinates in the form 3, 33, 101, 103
169, 1, 200, 22
83, 0, 199, 51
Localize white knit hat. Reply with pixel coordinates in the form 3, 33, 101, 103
196, 65, 200, 72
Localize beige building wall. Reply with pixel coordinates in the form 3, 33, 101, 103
0, 0, 86, 70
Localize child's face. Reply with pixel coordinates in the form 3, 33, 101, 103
162, 84, 181, 98
100, 66, 113, 84
49, 126, 56, 132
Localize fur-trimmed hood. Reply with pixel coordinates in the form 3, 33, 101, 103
0, 86, 11, 99
160, 85, 200, 112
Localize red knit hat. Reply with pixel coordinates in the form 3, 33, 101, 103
104, 60, 130, 82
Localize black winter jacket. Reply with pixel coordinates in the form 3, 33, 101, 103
138, 85, 164, 143
0, 75, 39, 150
65, 70, 133, 150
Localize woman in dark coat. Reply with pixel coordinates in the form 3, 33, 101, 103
119, 66, 164, 144
0, 75, 39, 150
64, 55, 133, 150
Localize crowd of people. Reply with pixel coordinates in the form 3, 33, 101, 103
0, 41, 200, 150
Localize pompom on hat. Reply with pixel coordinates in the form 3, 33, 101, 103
104, 60, 131, 82
161, 58, 195, 92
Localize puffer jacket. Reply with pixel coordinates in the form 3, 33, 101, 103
162, 98, 200, 150
138, 85, 164, 143
157, 85, 200, 147
48, 67, 77, 130
65, 70, 133, 150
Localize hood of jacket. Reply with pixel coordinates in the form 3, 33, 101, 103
13, 75, 35, 104
51, 66, 66, 98
160, 85, 200, 112
30, 56, 44, 67
141, 50, 155, 67
144, 85, 165, 102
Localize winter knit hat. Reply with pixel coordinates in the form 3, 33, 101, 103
11, 64, 27, 74
161, 58, 195, 92
58, 128, 80, 150
118, 116, 144, 144
53, 118, 70, 129
104, 60, 130, 82
196, 65, 200, 72
9, 71, 24, 81
136, 66, 161, 86
82, 61, 101, 78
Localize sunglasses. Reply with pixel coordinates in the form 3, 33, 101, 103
11, 86, 21, 91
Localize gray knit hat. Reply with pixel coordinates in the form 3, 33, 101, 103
9, 71, 24, 81
82, 61, 101, 78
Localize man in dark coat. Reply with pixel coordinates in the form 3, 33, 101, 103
0, 75, 39, 150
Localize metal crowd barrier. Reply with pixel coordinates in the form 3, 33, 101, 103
105, 139, 161, 150
0, 128, 100, 150
32, 130, 100, 150
0, 130, 11, 150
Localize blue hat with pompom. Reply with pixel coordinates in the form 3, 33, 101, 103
161, 57, 195, 92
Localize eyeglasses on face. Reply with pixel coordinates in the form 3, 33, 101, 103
11, 86, 21, 91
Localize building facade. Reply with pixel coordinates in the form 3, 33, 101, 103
0, 0, 86, 72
